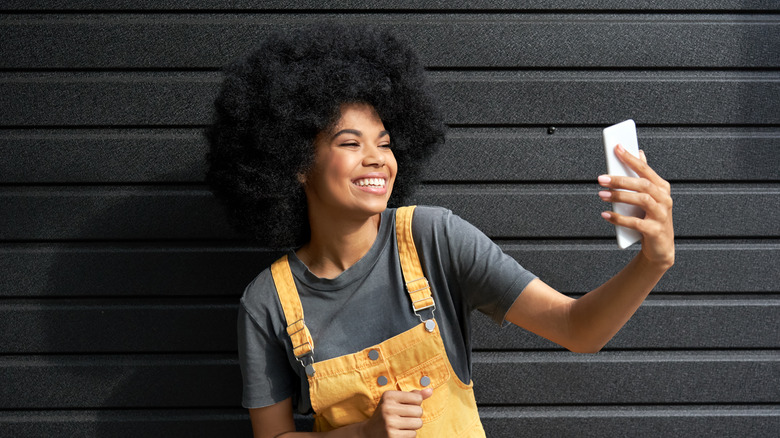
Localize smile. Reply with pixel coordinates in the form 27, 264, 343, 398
353, 177, 386, 188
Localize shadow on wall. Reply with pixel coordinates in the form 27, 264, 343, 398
6, 166, 274, 436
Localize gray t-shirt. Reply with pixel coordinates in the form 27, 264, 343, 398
238, 206, 537, 412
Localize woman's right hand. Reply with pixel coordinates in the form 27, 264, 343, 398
360, 389, 433, 437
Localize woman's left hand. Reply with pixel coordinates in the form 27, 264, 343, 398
598, 145, 675, 269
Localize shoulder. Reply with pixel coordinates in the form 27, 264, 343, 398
240, 264, 283, 326
409, 205, 453, 232
409, 205, 482, 241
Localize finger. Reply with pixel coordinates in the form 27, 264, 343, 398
598, 175, 671, 205
382, 412, 424, 433
410, 388, 434, 400
601, 210, 644, 231
381, 390, 424, 406
377, 399, 424, 422
598, 190, 665, 219
614, 145, 669, 192
639, 149, 647, 164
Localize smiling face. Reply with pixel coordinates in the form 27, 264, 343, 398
302, 102, 398, 221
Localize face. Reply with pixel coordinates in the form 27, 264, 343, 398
302, 102, 397, 221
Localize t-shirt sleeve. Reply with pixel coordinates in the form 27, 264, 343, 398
237, 282, 298, 409
441, 208, 537, 326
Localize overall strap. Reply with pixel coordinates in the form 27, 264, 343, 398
270, 255, 315, 363
395, 206, 435, 315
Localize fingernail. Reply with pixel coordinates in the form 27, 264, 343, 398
601, 211, 611, 219
616, 144, 624, 153
598, 175, 611, 185
598, 190, 611, 199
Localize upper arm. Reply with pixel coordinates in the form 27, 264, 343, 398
504, 278, 576, 349
423, 208, 536, 324
248, 397, 297, 438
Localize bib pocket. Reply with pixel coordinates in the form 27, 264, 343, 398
395, 353, 450, 422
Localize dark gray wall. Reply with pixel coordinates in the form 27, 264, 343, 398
1, 2, 778, 437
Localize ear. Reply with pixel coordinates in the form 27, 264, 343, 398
297, 173, 307, 185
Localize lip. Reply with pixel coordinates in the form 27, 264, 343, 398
351, 173, 390, 195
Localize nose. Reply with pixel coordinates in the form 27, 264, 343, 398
362, 143, 386, 167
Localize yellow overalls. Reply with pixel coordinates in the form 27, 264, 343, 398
270, 206, 486, 436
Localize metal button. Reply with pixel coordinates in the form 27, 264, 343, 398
368, 349, 379, 360
424, 319, 436, 332
420, 376, 431, 387
377, 375, 388, 386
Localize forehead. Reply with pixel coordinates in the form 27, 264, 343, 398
330, 103, 385, 132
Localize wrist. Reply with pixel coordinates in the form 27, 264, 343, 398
638, 247, 674, 272
354, 420, 368, 438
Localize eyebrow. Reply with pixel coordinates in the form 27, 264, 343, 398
331, 129, 390, 140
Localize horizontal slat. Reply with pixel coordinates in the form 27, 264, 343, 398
434, 127, 780, 182
431, 71, 780, 125
3, 406, 777, 438
0, 409, 252, 438
3, 1, 778, 11
2, 72, 779, 126
414, 184, 780, 238
0, 129, 208, 183
1, 127, 778, 183
503, 241, 780, 293
2, 14, 778, 69
1, 351, 776, 408
0, 244, 278, 297
0, 72, 217, 126
413, 184, 780, 238
472, 299, 780, 350
1, 185, 778, 240
1, 407, 778, 438
0, 300, 238, 353
472, 350, 780, 404
479, 406, 780, 438
1, 298, 777, 353
0, 354, 241, 409
0, 186, 235, 240
1, 242, 776, 298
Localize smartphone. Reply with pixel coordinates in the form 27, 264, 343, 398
602, 119, 643, 249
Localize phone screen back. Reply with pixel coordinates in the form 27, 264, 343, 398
602, 119, 643, 249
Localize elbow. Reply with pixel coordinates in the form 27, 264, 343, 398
568, 344, 603, 354
564, 337, 607, 354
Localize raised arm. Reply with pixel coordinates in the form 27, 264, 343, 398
506, 145, 674, 353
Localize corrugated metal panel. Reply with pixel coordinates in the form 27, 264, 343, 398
2, 14, 778, 69
1, 2, 778, 437
1, 128, 778, 183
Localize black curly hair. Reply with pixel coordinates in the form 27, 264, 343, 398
206, 22, 445, 248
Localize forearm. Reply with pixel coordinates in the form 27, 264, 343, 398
566, 250, 672, 353
276, 423, 364, 438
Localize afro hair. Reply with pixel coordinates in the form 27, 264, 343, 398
206, 22, 445, 248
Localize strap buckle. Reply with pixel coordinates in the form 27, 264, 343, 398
405, 276, 436, 322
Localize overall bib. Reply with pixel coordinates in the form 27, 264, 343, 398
270, 206, 486, 436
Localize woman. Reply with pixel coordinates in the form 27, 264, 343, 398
207, 23, 674, 438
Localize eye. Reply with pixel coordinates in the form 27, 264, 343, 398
339, 141, 360, 147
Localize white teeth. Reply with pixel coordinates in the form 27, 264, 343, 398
355, 178, 385, 187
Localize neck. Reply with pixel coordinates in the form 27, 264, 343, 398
297, 211, 383, 279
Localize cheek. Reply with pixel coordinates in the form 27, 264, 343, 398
388, 155, 398, 181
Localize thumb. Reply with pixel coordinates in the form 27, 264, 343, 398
418, 387, 433, 400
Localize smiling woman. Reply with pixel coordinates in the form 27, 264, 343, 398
305, 103, 396, 220
206, 23, 444, 249
206, 21, 674, 438
296, 103, 399, 279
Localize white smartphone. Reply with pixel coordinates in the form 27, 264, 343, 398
602, 119, 643, 249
